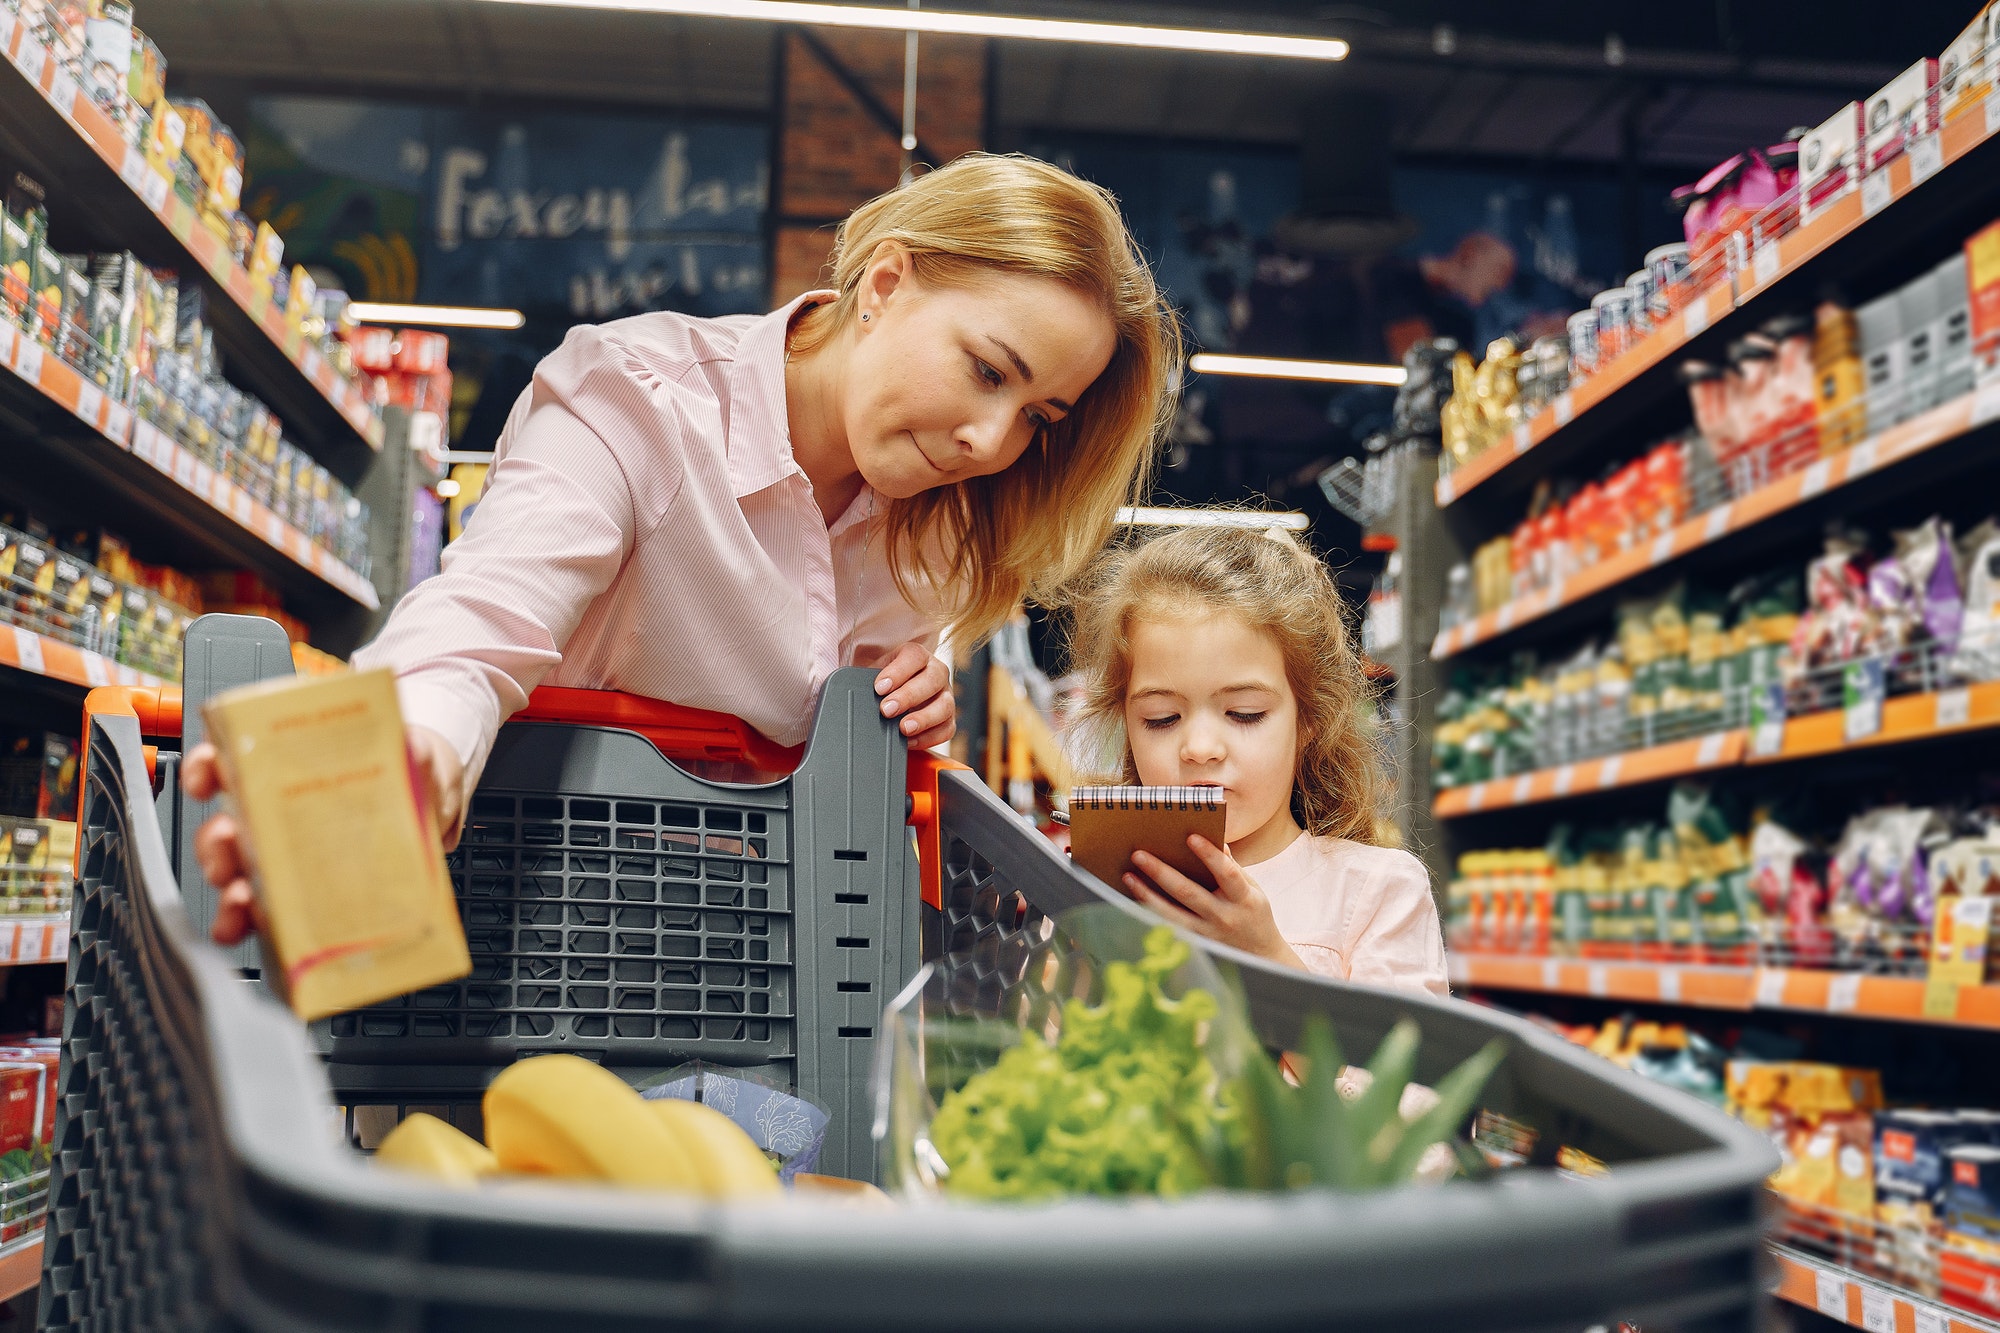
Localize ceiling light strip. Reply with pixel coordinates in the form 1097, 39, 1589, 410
348, 302, 528, 330
477, 0, 1348, 60
1118, 507, 1310, 530
1188, 353, 1406, 385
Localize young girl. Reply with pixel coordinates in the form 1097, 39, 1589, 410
1067, 524, 1449, 998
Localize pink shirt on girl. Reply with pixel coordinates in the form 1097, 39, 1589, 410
1249, 833, 1450, 998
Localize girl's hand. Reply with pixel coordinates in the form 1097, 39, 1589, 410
183, 724, 465, 946
875, 642, 955, 749
1122, 836, 1306, 970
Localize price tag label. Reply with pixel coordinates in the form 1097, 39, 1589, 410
118, 144, 149, 192
1752, 242, 1781, 287
14, 36, 45, 85
1541, 959, 1562, 990
192, 462, 214, 502
48, 923, 65, 959
1937, 687, 1972, 730
1756, 969, 1789, 1007
17, 922, 44, 962
1553, 765, 1576, 796
114, 663, 138, 686
1703, 504, 1732, 543
173, 449, 197, 489
132, 420, 158, 465
1599, 754, 1623, 788
1917, 1304, 1951, 1333
1800, 459, 1832, 498
0, 321, 15, 369
1554, 393, 1574, 426
81, 651, 108, 686
104, 401, 130, 445
1910, 133, 1944, 186
47, 67, 74, 116
1650, 532, 1675, 566
1658, 968, 1682, 1003
232, 490, 253, 524
0, 926, 19, 965
1496, 602, 1517, 632
0, 13, 15, 53
1847, 438, 1879, 477
1974, 377, 2000, 427
264, 513, 286, 545
13, 336, 42, 385
1844, 657, 1886, 742
1511, 774, 1532, 804
1465, 784, 1487, 812
1697, 731, 1727, 766
1586, 964, 1609, 997
1683, 300, 1710, 339
1987, 91, 2000, 137
11, 627, 44, 674
139, 166, 170, 213
1815, 1267, 1849, 1319
74, 381, 101, 428
1512, 422, 1531, 455
1828, 972, 1863, 1013
302, 346, 325, 383
1861, 169, 1894, 218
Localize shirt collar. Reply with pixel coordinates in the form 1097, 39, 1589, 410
726, 289, 836, 499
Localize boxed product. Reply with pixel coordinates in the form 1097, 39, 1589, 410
1937, 252, 1977, 402
0, 1046, 58, 1147
1940, 3, 1998, 125
0, 1062, 40, 1156
1877, 1109, 1988, 1218
1864, 58, 1940, 173
1858, 291, 1906, 429
202, 668, 470, 1022
1971, 219, 2000, 384
1947, 1143, 2000, 1244
1900, 268, 1942, 419
1801, 103, 1866, 223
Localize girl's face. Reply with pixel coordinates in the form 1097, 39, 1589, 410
842, 247, 1117, 500
1122, 609, 1304, 864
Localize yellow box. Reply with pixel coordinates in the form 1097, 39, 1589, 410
203, 667, 469, 1022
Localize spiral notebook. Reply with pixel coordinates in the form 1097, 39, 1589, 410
1067, 785, 1226, 892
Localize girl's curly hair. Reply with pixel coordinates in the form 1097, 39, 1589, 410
1065, 524, 1388, 844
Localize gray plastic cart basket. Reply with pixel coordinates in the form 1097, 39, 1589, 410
40, 617, 1777, 1331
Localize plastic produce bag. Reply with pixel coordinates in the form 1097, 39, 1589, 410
639, 1064, 829, 1183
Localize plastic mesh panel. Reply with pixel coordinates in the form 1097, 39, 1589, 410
41, 780, 223, 1329
327, 791, 794, 1050
937, 831, 1063, 1017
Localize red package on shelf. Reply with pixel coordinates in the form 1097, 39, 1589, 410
346, 325, 396, 374
0, 1047, 58, 1144
394, 330, 449, 375
0, 1062, 42, 1155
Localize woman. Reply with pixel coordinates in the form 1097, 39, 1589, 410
186, 152, 1181, 943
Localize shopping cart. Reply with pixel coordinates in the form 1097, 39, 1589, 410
41, 614, 1778, 1331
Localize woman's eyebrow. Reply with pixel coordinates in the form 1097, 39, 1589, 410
987, 334, 1076, 413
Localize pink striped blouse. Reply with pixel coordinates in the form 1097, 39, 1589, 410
351, 293, 940, 792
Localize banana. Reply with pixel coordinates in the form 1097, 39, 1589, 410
373, 1112, 498, 1186
483, 1055, 704, 1191
645, 1098, 781, 1199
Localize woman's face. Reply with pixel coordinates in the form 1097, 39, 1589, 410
842, 248, 1118, 499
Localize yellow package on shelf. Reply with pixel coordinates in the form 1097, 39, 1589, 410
203, 667, 469, 1022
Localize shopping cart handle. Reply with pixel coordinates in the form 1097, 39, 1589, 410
516, 686, 807, 771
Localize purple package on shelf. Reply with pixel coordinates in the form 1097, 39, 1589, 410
642, 1064, 829, 1183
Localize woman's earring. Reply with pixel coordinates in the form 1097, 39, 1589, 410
860, 313, 871, 323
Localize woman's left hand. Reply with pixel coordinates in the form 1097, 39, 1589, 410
1124, 837, 1305, 970
875, 641, 955, 749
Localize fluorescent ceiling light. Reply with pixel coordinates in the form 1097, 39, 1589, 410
1118, 506, 1309, 531
477, 0, 1348, 60
348, 302, 526, 330
1189, 353, 1406, 386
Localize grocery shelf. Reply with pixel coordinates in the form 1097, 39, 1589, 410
0, 1235, 37, 1304
1772, 1246, 2000, 1333
1748, 679, 2000, 765
1431, 388, 2000, 660
0, 321, 378, 612
1449, 951, 2000, 1031
0, 916, 68, 966
1435, 97, 2000, 513
1432, 728, 1743, 817
0, 14, 384, 465
0, 621, 165, 693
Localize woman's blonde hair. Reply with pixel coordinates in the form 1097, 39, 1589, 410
791, 152, 1181, 645
1066, 526, 1388, 844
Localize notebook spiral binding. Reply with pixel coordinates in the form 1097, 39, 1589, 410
1069, 785, 1226, 811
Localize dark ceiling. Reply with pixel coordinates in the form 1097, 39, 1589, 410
143, 0, 1966, 167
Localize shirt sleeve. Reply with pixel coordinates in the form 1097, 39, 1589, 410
1343, 848, 1452, 999
350, 324, 684, 794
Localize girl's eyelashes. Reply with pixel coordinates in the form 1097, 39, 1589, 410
1139, 713, 1180, 731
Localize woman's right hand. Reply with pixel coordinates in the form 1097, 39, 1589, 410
182, 723, 466, 946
